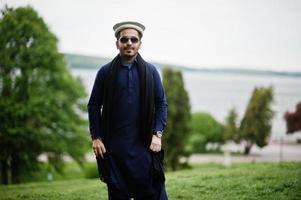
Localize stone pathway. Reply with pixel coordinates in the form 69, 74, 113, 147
188, 143, 301, 164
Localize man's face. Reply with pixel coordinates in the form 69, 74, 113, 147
116, 28, 141, 59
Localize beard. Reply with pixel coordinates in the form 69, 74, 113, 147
121, 49, 138, 60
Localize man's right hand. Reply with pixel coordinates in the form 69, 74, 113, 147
92, 138, 106, 158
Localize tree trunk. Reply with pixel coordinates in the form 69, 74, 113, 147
1, 159, 9, 185
11, 156, 20, 184
244, 143, 252, 155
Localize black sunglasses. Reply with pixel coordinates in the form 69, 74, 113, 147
119, 37, 140, 44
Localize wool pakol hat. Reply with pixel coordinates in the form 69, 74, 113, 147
113, 21, 145, 37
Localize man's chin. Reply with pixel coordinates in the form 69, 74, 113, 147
122, 53, 137, 59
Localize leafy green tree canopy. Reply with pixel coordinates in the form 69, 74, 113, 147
223, 108, 240, 143
0, 6, 88, 184
162, 67, 191, 170
240, 86, 274, 154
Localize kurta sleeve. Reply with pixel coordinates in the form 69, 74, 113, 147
87, 68, 105, 140
153, 67, 168, 134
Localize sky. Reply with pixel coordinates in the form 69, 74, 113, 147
2, 0, 301, 72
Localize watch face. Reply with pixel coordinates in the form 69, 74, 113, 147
156, 131, 163, 138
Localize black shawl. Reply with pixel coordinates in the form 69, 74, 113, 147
100, 53, 155, 146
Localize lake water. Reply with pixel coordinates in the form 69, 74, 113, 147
71, 68, 301, 140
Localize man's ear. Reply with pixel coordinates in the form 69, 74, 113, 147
115, 40, 119, 49
138, 41, 142, 49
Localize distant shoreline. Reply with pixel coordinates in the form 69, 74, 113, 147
65, 53, 301, 78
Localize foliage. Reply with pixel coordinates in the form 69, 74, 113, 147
0, 6, 89, 184
186, 112, 224, 153
240, 86, 274, 154
284, 101, 301, 134
162, 67, 191, 170
0, 162, 300, 200
83, 162, 99, 179
223, 108, 240, 143
20, 162, 86, 183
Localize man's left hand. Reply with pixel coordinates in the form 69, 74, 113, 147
149, 135, 162, 152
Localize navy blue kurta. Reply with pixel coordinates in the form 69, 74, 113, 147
88, 59, 167, 199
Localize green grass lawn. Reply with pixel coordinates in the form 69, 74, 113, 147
1, 162, 300, 200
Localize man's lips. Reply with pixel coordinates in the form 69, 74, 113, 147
125, 49, 134, 53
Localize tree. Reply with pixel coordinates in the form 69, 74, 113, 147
162, 67, 191, 170
187, 112, 224, 153
240, 87, 274, 154
0, 6, 88, 184
284, 102, 301, 134
223, 108, 240, 143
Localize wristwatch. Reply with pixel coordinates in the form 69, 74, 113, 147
155, 131, 163, 138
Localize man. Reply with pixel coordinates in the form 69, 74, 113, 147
87, 21, 168, 200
